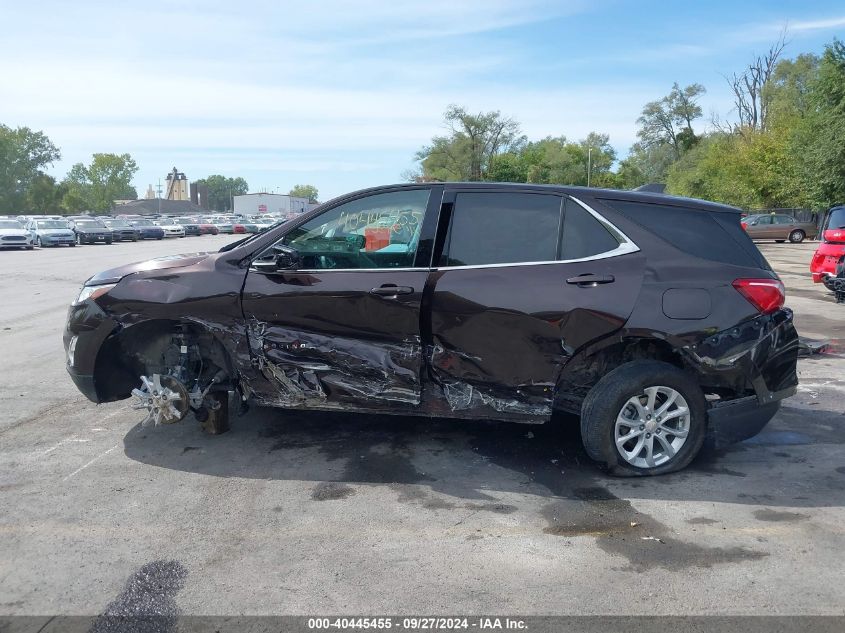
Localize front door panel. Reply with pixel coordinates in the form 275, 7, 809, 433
240, 186, 439, 412
242, 270, 429, 410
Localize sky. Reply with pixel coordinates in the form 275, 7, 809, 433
1, 0, 844, 202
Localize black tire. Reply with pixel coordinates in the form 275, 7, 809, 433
580, 360, 707, 476
106, 238, 113, 244
789, 229, 805, 243
69, 242, 76, 247
25, 245, 34, 250
775, 240, 785, 243
157, 237, 163, 240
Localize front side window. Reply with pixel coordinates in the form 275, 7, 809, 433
279, 188, 430, 269
774, 215, 795, 224
440, 192, 562, 267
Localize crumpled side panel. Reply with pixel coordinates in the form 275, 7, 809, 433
246, 319, 422, 408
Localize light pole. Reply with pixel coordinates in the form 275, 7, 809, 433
587, 148, 592, 188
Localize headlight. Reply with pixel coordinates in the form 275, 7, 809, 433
74, 283, 116, 305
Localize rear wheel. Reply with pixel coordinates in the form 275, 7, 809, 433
789, 229, 805, 243
580, 360, 707, 476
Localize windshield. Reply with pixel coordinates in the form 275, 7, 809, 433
827, 207, 845, 230
157, 219, 176, 225
76, 220, 105, 228
175, 218, 194, 225
37, 220, 69, 229
0, 220, 23, 229
103, 219, 129, 227
130, 219, 154, 226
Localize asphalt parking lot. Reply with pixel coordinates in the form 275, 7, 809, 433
0, 237, 843, 617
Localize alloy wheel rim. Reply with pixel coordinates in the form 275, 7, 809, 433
614, 386, 690, 469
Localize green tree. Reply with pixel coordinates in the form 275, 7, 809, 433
195, 175, 249, 211
0, 125, 61, 213
616, 143, 677, 188
792, 39, 845, 209
288, 184, 319, 202
636, 83, 706, 159
60, 153, 138, 212
24, 174, 67, 214
765, 53, 820, 125
487, 133, 616, 187
415, 105, 525, 181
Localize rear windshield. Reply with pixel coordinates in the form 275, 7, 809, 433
826, 207, 845, 230
599, 199, 771, 270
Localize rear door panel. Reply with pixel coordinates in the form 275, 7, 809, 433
423, 189, 644, 422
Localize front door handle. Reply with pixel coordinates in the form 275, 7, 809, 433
566, 273, 615, 287
370, 284, 414, 297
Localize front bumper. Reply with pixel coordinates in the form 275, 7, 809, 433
64, 300, 120, 403
79, 233, 111, 243
41, 235, 75, 245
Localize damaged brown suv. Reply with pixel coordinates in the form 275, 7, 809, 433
64, 183, 799, 475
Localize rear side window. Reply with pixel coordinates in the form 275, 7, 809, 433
560, 199, 621, 259
441, 192, 561, 266
600, 199, 770, 269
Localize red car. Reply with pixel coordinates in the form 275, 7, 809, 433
197, 222, 220, 235
232, 223, 247, 234
810, 206, 845, 289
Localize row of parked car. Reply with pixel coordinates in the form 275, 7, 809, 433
0, 213, 284, 249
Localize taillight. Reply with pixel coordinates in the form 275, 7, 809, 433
741, 222, 747, 231
823, 229, 845, 244
732, 278, 785, 314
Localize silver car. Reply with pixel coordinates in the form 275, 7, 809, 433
0, 219, 34, 250
26, 219, 77, 247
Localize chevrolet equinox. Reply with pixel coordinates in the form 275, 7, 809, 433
64, 183, 799, 476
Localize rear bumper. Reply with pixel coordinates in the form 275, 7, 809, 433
688, 308, 799, 446
706, 397, 784, 448
811, 243, 844, 282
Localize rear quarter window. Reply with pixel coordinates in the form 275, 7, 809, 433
599, 199, 771, 270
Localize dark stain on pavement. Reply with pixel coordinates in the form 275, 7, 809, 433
542, 487, 767, 572
394, 484, 517, 514
311, 482, 355, 501
687, 517, 719, 525
88, 560, 187, 633
753, 508, 809, 522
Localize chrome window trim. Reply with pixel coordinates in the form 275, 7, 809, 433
431, 194, 639, 270
278, 267, 431, 273
251, 194, 639, 274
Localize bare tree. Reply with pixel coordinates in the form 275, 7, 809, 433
727, 30, 788, 132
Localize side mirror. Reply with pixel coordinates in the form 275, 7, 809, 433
252, 245, 302, 273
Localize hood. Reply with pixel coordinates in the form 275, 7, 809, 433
0, 228, 30, 237
77, 226, 110, 233
38, 229, 74, 236
86, 252, 212, 285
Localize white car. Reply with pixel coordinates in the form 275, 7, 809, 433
0, 219, 34, 250
153, 219, 186, 238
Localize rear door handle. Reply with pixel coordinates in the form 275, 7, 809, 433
370, 285, 414, 296
566, 273, 615, 286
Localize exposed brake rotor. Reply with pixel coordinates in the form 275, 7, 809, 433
131, 374, 190, 426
